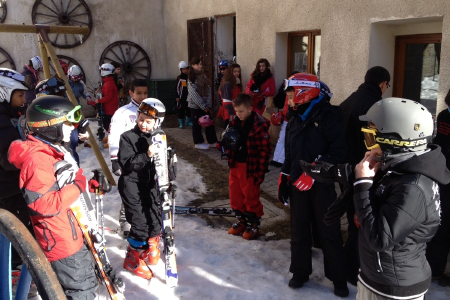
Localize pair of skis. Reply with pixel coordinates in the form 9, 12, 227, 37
173, 206, 235, 217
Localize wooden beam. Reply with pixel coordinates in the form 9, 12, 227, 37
0, 24, 89, 35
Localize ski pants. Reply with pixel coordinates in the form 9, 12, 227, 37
177, 98, 191, 119
229, 162, 264, 217
426, 182, 450, 276
272, 120, 288, 164
50, 244, 97, 300
189, 108, 217, 145
102, 114, 113, 133
289, 183, 347, 281
118, 176, 161, 241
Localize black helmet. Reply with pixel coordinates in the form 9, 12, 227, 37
221, 126, 242, 151
27, 96, 82, 143
35, 76, 66, 97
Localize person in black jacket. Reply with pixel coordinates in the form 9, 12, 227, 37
353, 98, 450, 299
426, 89, 450, 279
0, 68, 34, 267
277, 73, 349, 297
339, 66, 391, 285
118, 98, 166, 280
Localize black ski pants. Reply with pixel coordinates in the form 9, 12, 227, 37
343, 184, 360, 283
289, 183, 347, 282
177, 98, 191, 119
189, 108, 217, 145
118, 176, 161, 241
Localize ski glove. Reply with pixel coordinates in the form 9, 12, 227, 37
293, 172, 314, 191
73, 169, 86, 193
277, 173, 290, 206
111, 159, 122, 176
299, 160, 354, 186
88, 179, 100, 193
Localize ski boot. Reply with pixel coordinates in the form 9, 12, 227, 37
178, 119, 185, 129
228, 211, 247, 235
242, 212, 261, 240
123, 246, 153, 279
185, 117, 193, 127
147, 235, 161, 265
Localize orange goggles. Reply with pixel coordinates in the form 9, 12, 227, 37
361, 126, 380, 150
138, 102, 165, 119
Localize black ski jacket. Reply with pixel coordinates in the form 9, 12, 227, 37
0, 103, 22, 199
353, 145, 450, 299
339, 82, 382, 167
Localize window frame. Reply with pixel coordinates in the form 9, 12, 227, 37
287, 30, 321, 77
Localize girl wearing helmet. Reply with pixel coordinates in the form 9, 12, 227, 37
245, 58, 276, 116
217, 63, 242, 128
118, 98, 166, 279
94, 63, 119, 132
68, 65, 92, 105
21, 55, 43, 104
175, 60, 192, 128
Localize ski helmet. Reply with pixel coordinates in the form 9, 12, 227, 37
283, 73, 332, 109
68, 65, 83, 81
221, 126, 241, 151
271, 112, 284, 126
27, 96, 82, 143
59, 60, 69, 75
137, 98, 166, 126
219, 60, 228, 68
0, 68, 32, 104
35, 76, 66, 97
178, 61, 189, 69
198, 115, 214, 127
30, 56, 43, 71
99, 63, 115, 77
359, 97, 433, 153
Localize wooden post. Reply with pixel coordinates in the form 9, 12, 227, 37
38, 36, 50, 79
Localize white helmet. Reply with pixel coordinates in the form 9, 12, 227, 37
178, 61, 189, 69
30, 56, 43, 71
137, 98, 166, 126
68, 65, 83, 81
0, 68, 31, 104
99, 63, 115, 77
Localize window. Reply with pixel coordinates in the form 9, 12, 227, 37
287, 31, 321, 77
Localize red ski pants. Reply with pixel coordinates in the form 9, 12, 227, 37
229, 162, 264, 217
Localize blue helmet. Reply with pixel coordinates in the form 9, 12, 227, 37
219, 60, 228, 68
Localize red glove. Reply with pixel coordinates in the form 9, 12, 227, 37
87, 100, 97, 107
293, 172, 314, 191
73, 169, 86, 193
88, 179, 100, 193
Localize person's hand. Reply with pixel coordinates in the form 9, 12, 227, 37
205, 108, 210, 113
85, 96, 92, 102
176, 98, 180, 102
111, 159, 122, 176
277, 173, 290, 206
73, 169, 86, 193
354, 152, 381, 179
148, 143, 159, 157
78, 132, 89, 141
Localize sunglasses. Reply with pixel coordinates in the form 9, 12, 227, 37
361, 126, 380, 150
138, 102, 165, 119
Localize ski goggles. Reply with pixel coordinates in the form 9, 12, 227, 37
138, 102, 165, 119
361, 126, 380, 150
28, 105, 82, 128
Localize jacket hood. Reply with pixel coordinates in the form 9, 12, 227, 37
381, 144, 450, 185
8, 135, 62, 170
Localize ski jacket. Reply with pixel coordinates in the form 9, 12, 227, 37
339, 82, 382, 167
108, 98, 140, 159
118, 125, 156, 186
68, 80, 88, 104
176, 73, 188, 102
0, 103, 23, 199
21, 65, 40, 104
97, 76, 119, 115
434, 108, 450, 169
187, 76, 211, 111
217, 81, 240, 121
8, 136, 84, 262
353, 145, 450, 299
245, 73, 276, 115
227, 112, 271, 183
281, 100, 347, 182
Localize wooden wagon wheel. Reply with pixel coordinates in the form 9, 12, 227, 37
0, 0, 6, 24
47, 55, 86, 81
31, 0, 93, 49
0, 47, 15, 70
99, 41, 152, 91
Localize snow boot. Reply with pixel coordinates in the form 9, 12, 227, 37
333, 280, 349, 297
147, 236, 161, 265
228, 211, 247, 235
123, 246, 153, 279
288, 274, 309, 288
242, 213, 261, 240
185, 117, 193, 127
178, 119, 185, 129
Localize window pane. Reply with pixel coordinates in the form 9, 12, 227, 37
290, 35, 308, 74
314, 35, 321, 77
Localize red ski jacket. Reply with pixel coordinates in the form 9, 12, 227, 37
8, 136, 83, 262
98, 76, 119, 115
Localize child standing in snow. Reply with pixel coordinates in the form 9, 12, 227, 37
224, 93, 271, 240
119, 98, 166, 279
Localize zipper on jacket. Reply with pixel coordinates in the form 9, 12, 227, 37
376, 252, 383, 273
40, 221, 56, 251
67, 211, 78, 241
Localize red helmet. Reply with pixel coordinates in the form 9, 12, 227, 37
59, 60, 69, 75
284, 73, 321, 107
271, 112, 284, 126
198, 115, 214, 127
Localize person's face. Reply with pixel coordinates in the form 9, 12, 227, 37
114, 67, 122, 75
192, 62, 203, 71
220, 66, 228, 74
129, 86, 148, 104
380, 81, 390, 95
181, 67, 189, 74
259, 62, 266, 73
233, 67, 241, 79
138, 113, 156, 133
10, 90, 26, 108
286, 91, 296, 108
62, 122, 74, 143
234, 104, 252, 121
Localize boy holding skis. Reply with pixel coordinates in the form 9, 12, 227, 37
8, 96, 97, 299
224, 93, 271, 240
119, 98, 166, 279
